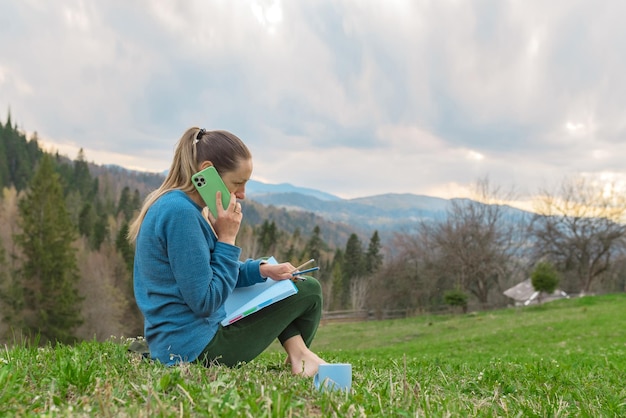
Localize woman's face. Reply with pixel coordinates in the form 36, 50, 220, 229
220, 158, 253, 200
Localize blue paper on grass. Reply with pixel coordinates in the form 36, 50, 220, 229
222, 257, 298, 326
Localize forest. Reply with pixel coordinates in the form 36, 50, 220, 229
1, 112, 625, 345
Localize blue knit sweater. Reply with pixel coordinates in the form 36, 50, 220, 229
133, 190, 264, 365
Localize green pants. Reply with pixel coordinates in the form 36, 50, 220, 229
197, 277, 323, 367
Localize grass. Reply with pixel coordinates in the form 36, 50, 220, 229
1, 294, 625, 416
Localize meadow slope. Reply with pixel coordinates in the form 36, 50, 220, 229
1, 294, 624, 416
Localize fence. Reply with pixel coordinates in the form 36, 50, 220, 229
320, 309, 409, 325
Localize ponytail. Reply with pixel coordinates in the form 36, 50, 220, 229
128, 127, 251, 242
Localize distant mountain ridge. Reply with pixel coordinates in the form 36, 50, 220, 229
246, 180, 531, 235
246, 180, 340, 201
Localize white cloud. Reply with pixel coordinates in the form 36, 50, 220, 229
1, 0, 625, 201
251, 0, 283, 32
466, 151, 485, 161
63, 2, 90, 30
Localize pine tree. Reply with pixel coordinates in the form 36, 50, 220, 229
302, 225, 323, 262
343, 233, 364, 280
132, 189, 141, 213
78, 202, 97, 238
116, 221, 134, 274
330, 248, 345, 310
281, 243, 296, 264
0, 118, 9, 189
92, 211, 108, 249
1, 115, 43, 191
364, 230, 383, 274
73, 148, 94, 199
14, 154, 83, 344
342, 233, 365, 309
281, 228, 303, 263
257, 220, 278, 255
117, 186, 133, 221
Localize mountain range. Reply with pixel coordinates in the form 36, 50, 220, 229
245, 180, 531, 236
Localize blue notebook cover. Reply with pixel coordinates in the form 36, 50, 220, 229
222, 257, 298, 326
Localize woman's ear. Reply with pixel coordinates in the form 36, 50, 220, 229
199, 160, 214, 170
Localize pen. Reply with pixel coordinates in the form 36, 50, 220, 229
293, 259, 315, 272
291, 266, 320, 276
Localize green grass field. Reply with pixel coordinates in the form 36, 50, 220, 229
1, 294, 625, 417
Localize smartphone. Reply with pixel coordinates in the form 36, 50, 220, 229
191, 166, 231, 218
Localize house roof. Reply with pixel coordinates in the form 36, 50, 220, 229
503, 279, 568, 305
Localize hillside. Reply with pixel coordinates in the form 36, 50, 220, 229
2, 294, 624, 416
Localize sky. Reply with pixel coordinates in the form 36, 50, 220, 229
1, 0, 625, 204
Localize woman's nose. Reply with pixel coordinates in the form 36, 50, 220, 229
235, 188, 246, 200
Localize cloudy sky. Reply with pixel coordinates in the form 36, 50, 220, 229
1, 1, 624, 203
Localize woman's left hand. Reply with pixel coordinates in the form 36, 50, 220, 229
260, 262, 297, 281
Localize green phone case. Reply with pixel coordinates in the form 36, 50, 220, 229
191, 166, 231, 218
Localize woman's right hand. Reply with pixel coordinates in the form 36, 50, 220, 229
260, 262, 298, 281
209, 191, 242, 245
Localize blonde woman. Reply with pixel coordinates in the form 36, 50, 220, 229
129, 127, 325, 376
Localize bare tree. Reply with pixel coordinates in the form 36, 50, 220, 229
419, 178, 528, 307
606, 254, 626, 293
0, 188, 24, 341
390, 225, 455, 310
530, 176, 626, 295
349, 276, 369, 311
0, 187, 21, 270
75, 238, 130, 341
367, 248, 432, 314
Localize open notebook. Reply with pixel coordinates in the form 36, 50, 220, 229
222, 257, 298, 326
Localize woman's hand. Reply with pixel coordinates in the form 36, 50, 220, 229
260, 262, 297, 281
208, 191, 242, 245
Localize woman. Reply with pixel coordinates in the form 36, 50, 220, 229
128, 127, 326, 376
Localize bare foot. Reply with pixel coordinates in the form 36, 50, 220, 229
286, 349, 326, 377
283, 336, 327, 377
